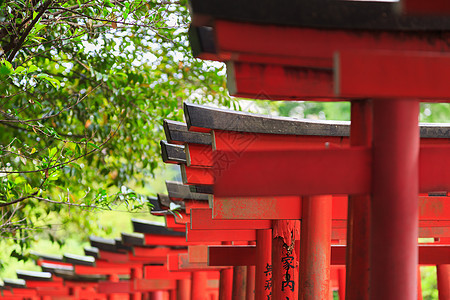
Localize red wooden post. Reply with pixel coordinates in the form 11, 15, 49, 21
437, 265, 450, 300
255, 229, 272, 300
219, 241, 233, 300
191, 271, 208, 300
346, 100, 372, 300
107, 274, 120, 300
232, 266, 247, 300
246, 241, 256, 300
246, 265, 255, 300
299, 195, 332, 300
131, 267, 143, 300
177, 279, 191, 300
219, 268, 233, 300
169, 289, 177, 300
371, 99, 419, 299
437, 237, 450, 300
338, 267, 346, 300
272, 220, 300, 300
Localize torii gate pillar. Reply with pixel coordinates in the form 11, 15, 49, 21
371, 99, 419, 299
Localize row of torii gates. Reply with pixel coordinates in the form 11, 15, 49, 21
3, 0, 450, 299
1, 102, 449, 299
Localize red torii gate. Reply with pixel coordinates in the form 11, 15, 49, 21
188, 1, 450, 299
171, 102, 450, 299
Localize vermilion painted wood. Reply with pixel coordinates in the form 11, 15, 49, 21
5, 289, 37, 296
95, 260, 142, 268
24, 281, 63, 288
332, 245, 450, 265
401, 0, 450, 14
165, 214, 187, 232
437, 265, 450, 299
133, 279, 177, 292
232, 266, 247, 300
186, 144, 212, 167
189, 245, 208, 263
246, 264, 256, 300
346, 100, 372, 300
210, 130, 447, 162
255, 229, 272, 300
208, 246, 257, 266
205, 243, 450, 266
213, 146, 450, 196
185, 201, 209, 214
227, 61, 335, 100
213, 196, 302, 219
98, 281, 132, 293
219, 242, 234, 300
271, 220, 300, 300
186, 225, 256, 242
177, 279, 192, 300
213, 147, 371, 197
144, 265, 191, 280
212, 195, 347, 220
299, 196, 332, 300
132, 247, 186, 259
371, 99, 419, 300
338, 267, 346, 300
335, 51, 450, 99
181, 165, 214, 185
98, 249, 172, 264
168, 253, 225, 272
191, 272, 209, 300
33, 287, 70, 296
99, 279, 177, 293
420, 146, 450, 193
74, 265, 131, 275
214, 20, 450, 69
36, 259, 72, 267
190, 208, 272, 230
143, 234, 186, 246
213, 129, 348, 152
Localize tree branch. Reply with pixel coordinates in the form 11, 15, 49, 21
7, 0, 54, 62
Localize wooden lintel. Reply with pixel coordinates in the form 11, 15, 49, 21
189, 0, 450, 31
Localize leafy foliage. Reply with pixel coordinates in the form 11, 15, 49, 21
0, 0, 231, 259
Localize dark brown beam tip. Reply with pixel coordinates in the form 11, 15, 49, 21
41, 262, 74, 273
157, 193, 186, 210
2, 278, 26, 288
166, 181, 210, 201
53, 270, 105, 282
17, 270, 52, 282
163, 119, 212, 145
188, 25, 216, 57
63, 253, 95, 266
84, 247, 99, 258
114, 238, 133, 252
89, 236, 118, 253
148, 196, 163, 212
121, 232, 145, 246
189, 184, 214, 194
428, 191, 448, 197
420, 123, 450, 138
189, 0, 450, 31
184, 102, 350, 136
131, 218, 186, 237
161, 141, 186, 164
30, 251, 64, 263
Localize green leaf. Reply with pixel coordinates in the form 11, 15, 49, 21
48, 147, 57, 157
88, 142, 100, 149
